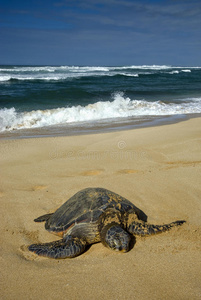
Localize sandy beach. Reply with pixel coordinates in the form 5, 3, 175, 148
0, 118, 201, 300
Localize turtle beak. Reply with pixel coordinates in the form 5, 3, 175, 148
119, 243, 130, 253
120, 247, 129, 253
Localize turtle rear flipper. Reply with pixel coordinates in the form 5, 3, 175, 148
29, 236, 87, 259
128, 220, 186, 236
34, 213, 53, 222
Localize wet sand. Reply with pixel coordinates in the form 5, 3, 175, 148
0, 118, 201, 300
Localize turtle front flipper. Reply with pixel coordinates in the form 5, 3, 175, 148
29, 236, 87, 259
128, 220, 186, 236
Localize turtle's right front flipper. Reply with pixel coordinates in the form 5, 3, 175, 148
29, 236, 87, 259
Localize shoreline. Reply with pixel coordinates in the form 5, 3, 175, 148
0, 113, 201, 140
1, 117, 201, 300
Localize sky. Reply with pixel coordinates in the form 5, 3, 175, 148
0, 0, 201, 66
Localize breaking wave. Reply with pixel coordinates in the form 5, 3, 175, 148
1, 93, 201, 132
0, 65, 199, 82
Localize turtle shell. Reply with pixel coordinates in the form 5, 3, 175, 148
45, 187, 147, 236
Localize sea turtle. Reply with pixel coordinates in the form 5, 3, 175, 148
28, 187, 185, 259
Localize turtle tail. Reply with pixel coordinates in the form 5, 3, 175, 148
34, 213, 53, 223
128, 220, 186, 236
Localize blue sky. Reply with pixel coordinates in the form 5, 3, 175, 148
0, 0, 201, 66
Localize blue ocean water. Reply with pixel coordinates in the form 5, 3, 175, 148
0, 65, 201, 136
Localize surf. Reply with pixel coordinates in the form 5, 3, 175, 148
1, 93, 201, 132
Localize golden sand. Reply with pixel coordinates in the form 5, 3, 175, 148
0, 118, 201, 300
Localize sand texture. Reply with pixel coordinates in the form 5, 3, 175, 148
0, 118, 201, 300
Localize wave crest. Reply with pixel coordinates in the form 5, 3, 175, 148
1, 93, 201, 132
0, 65, 199, 82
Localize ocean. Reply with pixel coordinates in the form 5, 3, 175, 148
0, 65, 201, 138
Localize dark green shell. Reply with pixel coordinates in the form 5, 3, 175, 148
45, 187, 147, 234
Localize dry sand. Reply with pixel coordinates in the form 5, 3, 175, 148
0, 118, 201, 300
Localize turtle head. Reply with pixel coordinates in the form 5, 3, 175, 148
100, 222, 131, 252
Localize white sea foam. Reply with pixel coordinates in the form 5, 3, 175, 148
109, 65, 172, 70
119, 73, 139, 77
169, 71, 179, 74
0, 75, 11, 81
0, 65, 200, 82
0, 65, 200, 73
168, 69, 192, 75
1, 93, 201, 132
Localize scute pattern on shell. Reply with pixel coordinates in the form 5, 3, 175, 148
44, 188, 146, 234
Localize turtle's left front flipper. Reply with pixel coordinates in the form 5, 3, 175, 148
128, 220, 186, 236
29, 236, 87, 259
